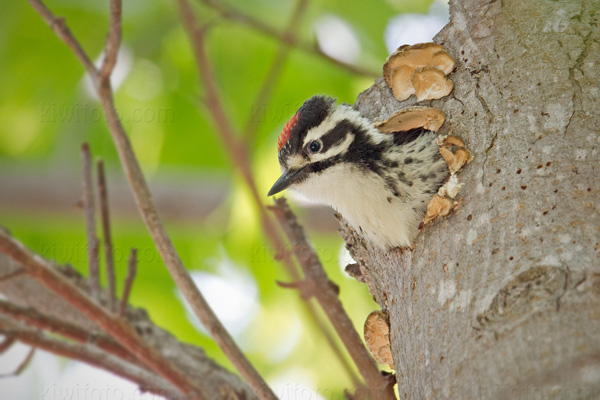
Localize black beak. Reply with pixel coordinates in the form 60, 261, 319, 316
268, 167, 307, 196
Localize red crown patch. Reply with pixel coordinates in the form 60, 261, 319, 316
277, 112, 300, 152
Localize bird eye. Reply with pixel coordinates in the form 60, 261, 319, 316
308, 140, 322, 153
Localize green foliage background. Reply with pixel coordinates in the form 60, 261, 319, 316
0, 0, 432, 397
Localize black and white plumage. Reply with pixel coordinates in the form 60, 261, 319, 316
269, 95, 449, 249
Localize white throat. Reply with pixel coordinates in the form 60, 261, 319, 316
293, 163, 421, 249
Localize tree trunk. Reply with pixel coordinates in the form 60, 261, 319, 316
342, 0, 600, 398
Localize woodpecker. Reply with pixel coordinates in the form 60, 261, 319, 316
268, 95, 449, 249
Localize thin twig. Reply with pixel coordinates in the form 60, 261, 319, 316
0, 299, 140, 366
276, 279, 313, 300
179, 0, 300, 287
0, 269, 26, 283
99, 0, 122, 81
96, 74, 274, 400
243, 0, 310, 142
199, 0, 379, 78
119, 248, 137, 317
81, 143, 100, 301
0, 318, 181, 399
0, 335, 16, 353
27, 0, 98, 78
0, 231, 202, 399
180, 0, 301, 284
270, 197, 396, 400
97, 160, 116, 312
29, 2, 274, 399
170, 6, 279, 400
0, 347, 36, 378
179, 0, 361, 386
179, 1, 257, 198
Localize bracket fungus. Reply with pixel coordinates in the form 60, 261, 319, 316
422, 136, 473, 225
375, 106, 445, 133
364, 310, 395, 369
438, 135, 473, 175
383, 43, 456, 102
422, 194, 454, 225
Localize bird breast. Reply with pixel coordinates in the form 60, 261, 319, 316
293, 162, 423, 249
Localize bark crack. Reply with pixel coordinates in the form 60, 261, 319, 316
481, 130, 498, 185
565, 1, 594, 137
473, 74, 497, 185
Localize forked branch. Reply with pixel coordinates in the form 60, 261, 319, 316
27, 1, 275, 399
0, 299, 140, 366
0, 231, 202, 398
0, 317, 180, 398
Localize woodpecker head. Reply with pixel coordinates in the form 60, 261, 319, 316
268, 95, 381, 197
267, 95, 450, 248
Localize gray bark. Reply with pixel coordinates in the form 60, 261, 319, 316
343, 0, 600, 398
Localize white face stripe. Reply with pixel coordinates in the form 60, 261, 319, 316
285, 132, 354, 169
298, 105, 364, 163
302, 105, 357, 147
310, 134, 354, 162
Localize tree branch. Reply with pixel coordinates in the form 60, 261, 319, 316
27, 0, 97, 78
119, 248, 137, 317
270, 198, 396, 400
99, 0, 122, 81
28, 1, 274, 399
0, 231, 201, 399
0, 268, 25, 283
0, 317, 181, 399
0, 249, 257, 400
97, 159, 116, 312
81, 143, 100, 301
0, 335, 16, 353
0, 299, 140, 366
0, 346, 35, 378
